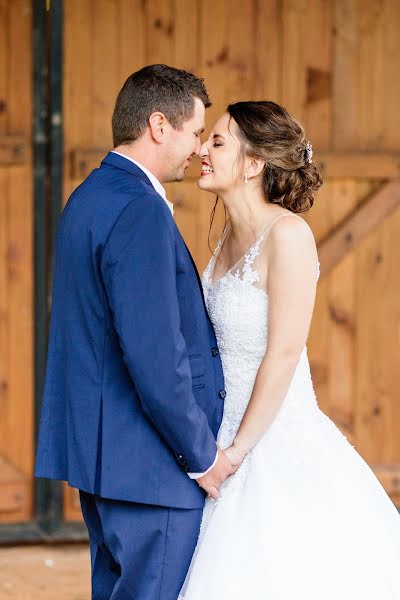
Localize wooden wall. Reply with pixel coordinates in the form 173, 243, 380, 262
1, 0, 399, 526
62, 0, 400, 519
0, 0, 33, 523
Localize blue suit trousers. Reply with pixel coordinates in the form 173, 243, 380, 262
80, 491, 202, 600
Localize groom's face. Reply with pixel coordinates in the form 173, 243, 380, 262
162, 97, 205, 183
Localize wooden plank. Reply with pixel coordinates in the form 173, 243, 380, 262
0, 456, 25, 484
304, 0, 333, 151
91, 0, 118, 148
63, 0, 93, 207
380, 207, 400, 464
0, 135, 29, 164
0, 457, 28, 521
6, 163, 34, 479
63, 0, 93, 148
0, 0, 8, 133
383, 0, 400, 150
0, 0, 34, 524
380, 0, 400, 477
281, 0, 307, 119
7, 0, 33, 480
8, 0, 31, 132
316, 152, 400, 179
355, 224, 387, 465
145, 0, 174, 65
333, 0, 360, 150
325, 182, 359, 442
173, 0, 199, 73
225, 0, 254, 102
358, 0, 386, 151
118, 0, 146, 83
0, 169, 9, 472
318, 180, 400, 277
199, 0, 229, 126
254, 0, 281, 102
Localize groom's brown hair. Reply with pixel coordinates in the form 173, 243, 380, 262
112, 64, 211, 147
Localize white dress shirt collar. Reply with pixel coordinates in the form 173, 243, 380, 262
111, 151, 174, 215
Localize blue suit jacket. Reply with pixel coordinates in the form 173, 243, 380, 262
35, 152, 225, 509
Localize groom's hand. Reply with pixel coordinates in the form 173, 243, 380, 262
196, 448, 237, 499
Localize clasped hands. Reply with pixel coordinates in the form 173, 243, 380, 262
197, 443, 246, 500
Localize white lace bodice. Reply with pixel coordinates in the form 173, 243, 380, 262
201, 214, 320, 452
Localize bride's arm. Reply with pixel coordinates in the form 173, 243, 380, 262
226, 217, 319, 464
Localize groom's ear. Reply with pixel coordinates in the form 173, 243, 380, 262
148, 112, 168, 144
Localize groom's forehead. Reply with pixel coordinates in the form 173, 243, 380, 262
192, 96, 206, 124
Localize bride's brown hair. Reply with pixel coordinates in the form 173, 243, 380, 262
227, 101, 323, 213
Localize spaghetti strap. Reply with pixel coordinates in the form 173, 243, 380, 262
259, 212, 305, 241
204, 212, 311, 287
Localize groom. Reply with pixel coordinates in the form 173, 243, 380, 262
35, 64, 236, 599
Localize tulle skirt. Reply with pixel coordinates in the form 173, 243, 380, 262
179, 409, 400, 599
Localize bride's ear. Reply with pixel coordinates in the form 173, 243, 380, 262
246, 157, 266, 181
148, 112, 168, 143
246, 156, 265, 179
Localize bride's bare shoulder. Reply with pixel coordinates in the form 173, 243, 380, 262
269, 213, 315, 243
266, 213, 318, 267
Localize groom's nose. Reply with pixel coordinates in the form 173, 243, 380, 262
194, 136, 202, 156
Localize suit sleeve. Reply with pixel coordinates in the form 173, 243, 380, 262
102, 197, 217, 473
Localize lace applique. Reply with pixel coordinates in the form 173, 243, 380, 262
232, 234, 265, 286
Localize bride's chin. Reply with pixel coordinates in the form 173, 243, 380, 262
197, 178, 217, 193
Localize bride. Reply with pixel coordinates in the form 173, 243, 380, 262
179, 101, 400, 599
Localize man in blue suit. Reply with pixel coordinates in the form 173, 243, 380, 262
35, 64, 236, 599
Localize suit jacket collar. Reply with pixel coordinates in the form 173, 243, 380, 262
101, 152, 155, 189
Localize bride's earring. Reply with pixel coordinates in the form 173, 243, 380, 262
244, 173, 248, 184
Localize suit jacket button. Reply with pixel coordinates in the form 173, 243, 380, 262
211, 347, 219, 357
219, 389, 226, 399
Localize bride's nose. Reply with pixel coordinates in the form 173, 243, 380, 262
200, 141, 209, 158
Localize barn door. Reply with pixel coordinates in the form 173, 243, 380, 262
1, 0, 394, 543
0, 0, 87, 543
0, 0, 34, 529
62, 0, 400, 519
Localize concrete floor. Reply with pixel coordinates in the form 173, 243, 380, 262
0, 544, 91, 600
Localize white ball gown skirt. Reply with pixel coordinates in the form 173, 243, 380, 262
179, 389, 400, 599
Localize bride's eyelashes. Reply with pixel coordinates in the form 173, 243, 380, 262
212, 142, 223, 148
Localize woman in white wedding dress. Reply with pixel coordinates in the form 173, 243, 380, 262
179, 101, 400, 599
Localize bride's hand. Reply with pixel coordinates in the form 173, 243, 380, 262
223, 444, 247, 471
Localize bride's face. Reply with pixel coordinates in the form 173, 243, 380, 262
198, 113, 245, 194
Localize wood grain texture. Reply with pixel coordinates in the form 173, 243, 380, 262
0, 136, 29, 164
318, 180, 400, 277
0, 0, 33, 523
58, 0, 400, 520
316, 152, 400, 178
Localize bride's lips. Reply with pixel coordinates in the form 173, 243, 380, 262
201, 161, 214, 177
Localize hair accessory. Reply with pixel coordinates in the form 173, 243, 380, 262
305, 141, 313, 165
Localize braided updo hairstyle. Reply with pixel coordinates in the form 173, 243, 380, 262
227, 101, 323, 213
